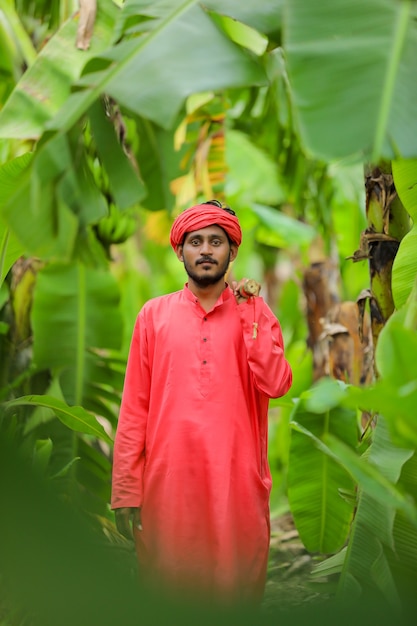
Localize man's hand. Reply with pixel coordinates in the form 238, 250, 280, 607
114, 507, 142, 540
232, 278, 261, 304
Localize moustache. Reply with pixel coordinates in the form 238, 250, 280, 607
197, 258, 217, 265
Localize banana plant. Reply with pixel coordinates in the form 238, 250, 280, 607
283, 0, 417, 163
1, 0, 417, 589
295, 256, 417, 610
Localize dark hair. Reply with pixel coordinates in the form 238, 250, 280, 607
203, 199, 236, 216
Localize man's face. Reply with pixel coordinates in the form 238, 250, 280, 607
176, 225, 238, 287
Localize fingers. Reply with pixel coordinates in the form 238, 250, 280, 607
115, 507, 141, 540
233, 278, 261, 303
133, 507, 143, 532
115, 507, 133, 539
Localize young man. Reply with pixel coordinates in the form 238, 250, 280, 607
111, 201, 292, 604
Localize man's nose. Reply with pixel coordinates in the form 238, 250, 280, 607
200, 240, 212, 255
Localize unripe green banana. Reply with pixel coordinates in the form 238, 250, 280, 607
96, 205, 138, 245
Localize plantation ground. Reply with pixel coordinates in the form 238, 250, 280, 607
263, 513, 330, 612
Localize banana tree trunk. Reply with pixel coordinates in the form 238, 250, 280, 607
303, 256, 341, 380
355, 164, 411, 358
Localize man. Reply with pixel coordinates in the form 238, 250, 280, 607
111, 200, 292, 604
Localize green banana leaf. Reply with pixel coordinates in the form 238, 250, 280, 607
20, 373, 116, 513
203, 0, 283, 36
134, 117, 181, 212
49, 0, 267, 134
0, 141, 79, 260
387, 454, 417, 607
0, 1, 119, 139
304, 378, 416, 521
376, 309, 417, 384
33, 438, 53, 474
226, 129, 286, 205
83, 350, 126, 428
324, 433, 415, 523
251, 203, 316, 250
31, 262, 123, 407
77, 437, 113, 510
0, 0, 36, 106
337, 418, 415, 608
391, 159, 417, 309
0, 223, 26, 286
5, 394, 113, 445
347, 304, 417, 451
288, 394, 357, 554
88, 99, 146, 209
283, 0, 417, 161
1, 124, 145, 264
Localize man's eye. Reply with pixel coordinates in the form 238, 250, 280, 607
212, 240, 221, 246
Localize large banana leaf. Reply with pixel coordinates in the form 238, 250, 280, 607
5, 394, 112, 444
250, 203, 316, 250
288, 392, 357, 554
0, 136, 92, 261
283, 0, 417, 161
49, 0, 267, 134
0, 153, 32, 282
32, 262, 123, 406
387, 453, 417, 608
134, 117, 181, 212
88, 99, 146, 209
0, 1, 119, 139
1, 1, 268, 139
337, 418, 415, 607
226, 129, 286, 205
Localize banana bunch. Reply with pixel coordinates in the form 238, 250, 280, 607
96, 204, 138, 246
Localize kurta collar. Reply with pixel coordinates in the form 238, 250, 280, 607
183, 283, 233, 309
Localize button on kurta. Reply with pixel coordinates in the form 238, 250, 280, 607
200, 314, 211, 396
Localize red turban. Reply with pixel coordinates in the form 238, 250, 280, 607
170, 204, 242, 249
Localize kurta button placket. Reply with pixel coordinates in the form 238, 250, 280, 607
200, 313, 211, 396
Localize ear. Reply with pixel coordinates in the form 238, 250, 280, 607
175, 244, 184, 262
229, 243, 238, 262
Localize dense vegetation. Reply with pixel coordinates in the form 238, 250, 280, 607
1, 1, 417, 624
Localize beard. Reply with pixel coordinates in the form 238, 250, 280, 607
183, 253, 231, 287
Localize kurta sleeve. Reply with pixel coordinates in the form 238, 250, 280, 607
111, 312, 150, 509
236, 296, 292, 398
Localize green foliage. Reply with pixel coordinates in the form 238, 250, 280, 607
88, 98, 146, 209
288, 387, 357, 553
284, 0, 417, 162
303, 330, 417, 607
0, 1, 118, 139
392, 159, 417, 308
1, 0, 417, 620
32, 262, 123, 405
5, 394, 113, 444
337, 418, 416, 609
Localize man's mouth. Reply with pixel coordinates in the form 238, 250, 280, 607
197, 259, 217, 265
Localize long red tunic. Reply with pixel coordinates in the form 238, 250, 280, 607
111, 284, 292, 602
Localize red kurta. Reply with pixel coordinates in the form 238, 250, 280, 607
111, 284, 292, 602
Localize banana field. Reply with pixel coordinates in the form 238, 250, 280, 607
1, 0, 417, 624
